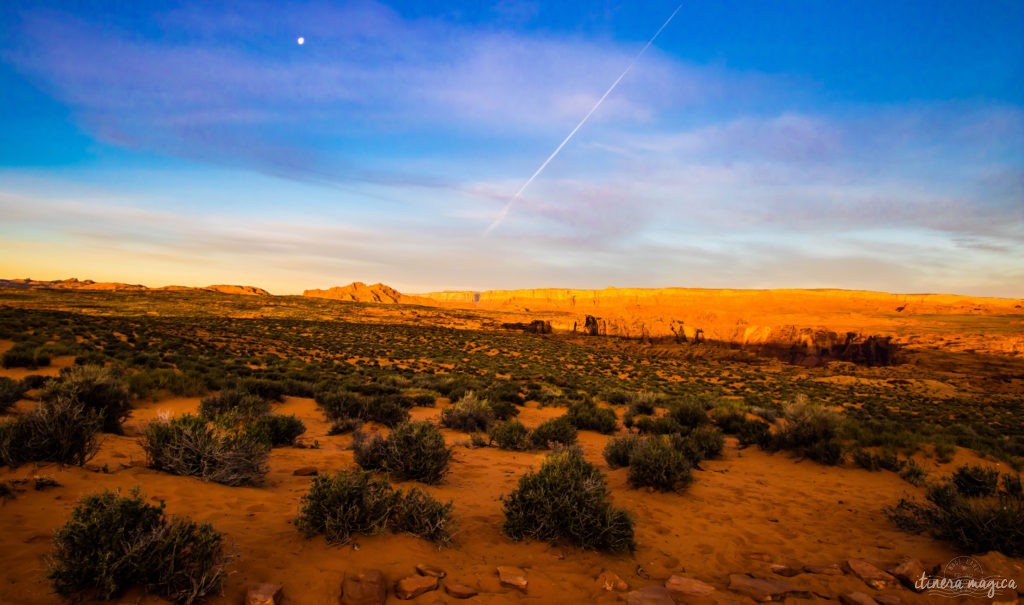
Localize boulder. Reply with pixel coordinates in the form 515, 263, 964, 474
802, 564, 843, 576
770, 565, 801, 578
727, 574, 802, 602
626, 585, 675, 605
416, 563, 447, 578
844, 559, 897, 590
394, 575, 438, 600
665, 575, 716, 599
341, 569, 387, 605
839, 593, 879, 605
444, 583, 479, 599
292, 466, 318, 476
598, 570, 628, 592
874, 595, 901, 605
246, 583, 284, 605
887, 558, 926, 592
496, 566, 527, 592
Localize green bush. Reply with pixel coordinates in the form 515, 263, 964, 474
236, 377, 286, 402
2, 343, 50, 369
352, 421, 451, 484
626, 391, 661, 415
567, 400, 618, 434
199, 389, 270, 421
0, 396, 101, 467
440, 392, 494, 433
674, 425, 725, 463
488, 398, 521, 421
42, 365, 132, 434
952, 464, 1001, 497
48, 488, 228, 604
899, 459, 928, 486
853, 448, 902, 472
314, 387, 410, 427
634, 415, 684, 435
0, 376, 24, 411
295, 469, 453, 545
764, 399, 844, 465
128, 369, 207, 399
489, 419, 531, 450
737, 419, 772, 448
667, 399, 710, 429
602, 434, 642, 469
529, 415, 578, 449
502, 447, 634, 552
628, 437, 693, 491
885, 475, 1024, 556
141, 414, 269, 486
248, 414, 306, 447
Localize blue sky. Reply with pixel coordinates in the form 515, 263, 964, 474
1, 0, 1021, 296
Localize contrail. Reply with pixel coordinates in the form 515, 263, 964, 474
483, 3, 683, 236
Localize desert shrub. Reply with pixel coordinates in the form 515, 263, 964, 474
247, 414, 305, 447
236, 377, 286, 401
885, 475, 1024, 556
502, 447, 634, 552
488, 398, 521, 421
667, 398, 710, 429
529, 415, 578, 449
674, 425, 725, 463
765, 399, 844, 465
489, 419, 531, 450
602, 389, 629, 406
0, 397, 102, 467
295, 469, 452, 545
0, 376, 24, 411
567, 400, 618, 434
353, 421, 451, 484
412, 393, 437, 407
626, 391, 662, 415
42, 365, 132, 434
48, 488, 228, 604
628, 437, 693, 492
899, 459, 928, 486
853, 448, 902, 472
603, 434, 642, 469
199, 389, 270, 421
712, 400, 748, 434
634, 415, 684, 435
2, 343, 49, 369
484, 381, 524, 405
327, 417, 363, 435
20, 374, 50, 390
142, 414, 269, 486
951, 464, 1001, 497
737, 419, 772, 448
314, 387, 410, 427
440, 392, 494, 433
128, 369, 207, 399
933, 440, 956, 463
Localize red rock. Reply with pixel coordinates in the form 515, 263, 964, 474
416, 563, 447, 578
727, 574, 802, 602
874, 595, 901, 605
626, 585, 675, 605
246, 583, 284, 605
803, 564, 843, 576
341, 569, 387, 605
887, 558, 926, 592
598, 570, 628, 592
292, 466, 318, 476
844, 559, 897, 590
444, 583, 478, 599
665, 575, 716, 599
839, 592, 879, 605
395, 574, 438, 600
496, 566, 527, 592
770, 564, 801, 578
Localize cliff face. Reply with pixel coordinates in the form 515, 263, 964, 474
303, 282, 432, 305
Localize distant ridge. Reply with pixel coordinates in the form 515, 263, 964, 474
302, 282, 432, 305
0, 278, 270, 296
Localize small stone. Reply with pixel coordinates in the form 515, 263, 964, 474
395, 575, 438, 600
727, 574, 802, 602
665, 575, 715, 599
496, 566, 527, 592
887, 558, 926, 592
844, 559, 897, 590
874, 595, 901, 605
839, 592, 879, 605
626, 585, 675, 605
596, 570, 628, 592
293, 466, 318, 476
770, 565, 801, 578
246, 583, 284, 605
802, 564, 843, 576
444, 583, 478, 599
341, 569, 387, 605
416, 564, 447, 578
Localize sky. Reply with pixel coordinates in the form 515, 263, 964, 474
1, 1, 1022, 297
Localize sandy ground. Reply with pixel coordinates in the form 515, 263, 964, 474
4, 391, 1017, 605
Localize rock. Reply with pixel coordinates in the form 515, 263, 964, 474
839, 592, 878, 605
887, 558, 926, 592
443, 583, 478, 599
665, 575, 716, 599
874, 595, 901, 605
416, 564, 447, 579
496, 566, 527, 592
844, 559, 897, 590
395, 575, 438, 600
744, 552, 773, 563
770, 565, 801, 578
292, 466, 318, 476
626, 585, 676, 605
246, 583, 284, 605
727, 574, 802, 602
598, 570, 628, 592
341, 569, 387, 605
802, 564, 843, 576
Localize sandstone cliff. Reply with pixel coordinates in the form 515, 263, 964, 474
302, 282, 432, 305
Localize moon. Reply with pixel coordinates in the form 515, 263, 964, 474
297, 36, 305, 45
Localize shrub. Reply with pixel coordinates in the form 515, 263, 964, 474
502, 447, 634, 552
713, 402, 748, 434
899, 459, 928, 486
128, 369, 207, 399
677, 425, 726, 462
489, 419, 531, 450
295, 469, 452, 545
42, 365, 132, 434
626, 391, 662, 415
48, 488, 228, 604
765, 399, 844, 465
440, 392, 494, 433
885, 474, 1024, 557
853, 448, 902, 472
634, 415, 684, 436
952, 464, 1001, 497
737, 419, 772, 448
567, 400, 618, 434
248, 414, 306, 447
2, 343, 49, 369
199, 389, 270, 421
327, 417, 363, 435
0, 376, 24, 411
488, 398, 521, 421
603, 434, 642, 469
236, 377, 286, 402
141, 414, 269, 486
412, 393, 437, 407
0, 397, 101, 467
314, 387, 410, 427
628, 437, 693, 491
353, 421, 451, 484
529, 416, 578, 449
667, 399, 710, 429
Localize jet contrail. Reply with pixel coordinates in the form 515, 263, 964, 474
483, 3, 683, 236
